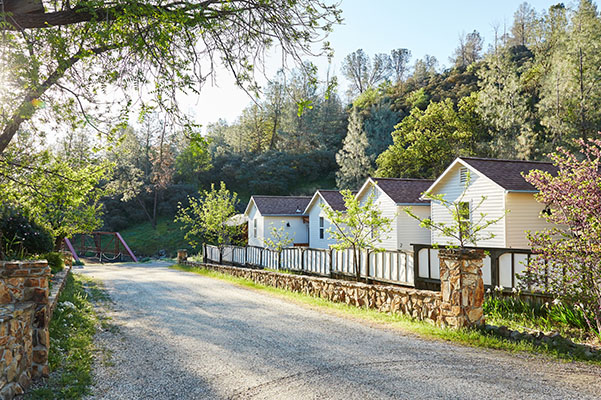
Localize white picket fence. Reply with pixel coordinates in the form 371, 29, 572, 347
204, 243, 537, 291
204, 244, 414, 286
413, 245, 541, 292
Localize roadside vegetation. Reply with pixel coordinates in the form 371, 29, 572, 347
171, 264, 601, 365
28, 274, 109, 400
484, 293, 601, 347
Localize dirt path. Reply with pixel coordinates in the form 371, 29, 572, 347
78, 261, 601, 399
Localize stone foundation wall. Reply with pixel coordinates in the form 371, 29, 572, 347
183, 262, 442, 323
0, 261, 50, 399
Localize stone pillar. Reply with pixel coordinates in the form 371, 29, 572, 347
177, 249, 188, 264
438, 249, 485, 329
0, 260, 51, 398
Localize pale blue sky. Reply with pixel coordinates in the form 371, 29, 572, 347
190, 0, 576, 130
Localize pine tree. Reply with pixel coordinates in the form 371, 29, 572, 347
336, 108, 372, 189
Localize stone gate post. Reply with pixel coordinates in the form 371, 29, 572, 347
438, 249, 485, 329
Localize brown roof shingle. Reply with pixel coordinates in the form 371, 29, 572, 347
317, 190, 357, 211
460, 157, 558, 191
251, 195, 311, 216
370, 178, 434, 204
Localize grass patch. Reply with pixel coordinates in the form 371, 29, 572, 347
170, 264, 601, 364
118, 216, 190, 258
484, 294, 601, 345
27, 274, 108, 399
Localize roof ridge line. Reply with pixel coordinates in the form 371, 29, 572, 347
460, 156, 553, 164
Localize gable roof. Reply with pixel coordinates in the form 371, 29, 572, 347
244, 195, 311, 216
304, 190, 357, 213
459, 157, 557, 192
357, 177, 434, 205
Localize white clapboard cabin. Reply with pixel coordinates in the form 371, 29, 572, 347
354, 177, 433, 251
423, 157, 558, 249
304, 190, 352, 249
244, 195, 311, 248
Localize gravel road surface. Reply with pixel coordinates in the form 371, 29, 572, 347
78, 262, 601, 400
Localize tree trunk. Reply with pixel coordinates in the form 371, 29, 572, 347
354, 247, 360, 281
54, 235, 64, 251
152, 188, 158, 229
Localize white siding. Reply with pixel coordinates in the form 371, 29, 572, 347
307, 197, 338, 249
246, 205, 264, 247
430, 163, 507, 247
357, 184, 398, 251
505, 192, 550, 248
397, 205, 431, 250
263, 216, 308, 247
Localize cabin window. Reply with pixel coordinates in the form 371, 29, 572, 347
458, 201, 470, 236
459, 167, 469, 184
253, 219, 257, 238
319, 217, 324, 239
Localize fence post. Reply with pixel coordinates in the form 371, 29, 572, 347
329, 248, 333, 277
490, 250, 500, 289
278, 251, 282, 270
260, 248, 264, 268
219, 246, 223, 264
203, 243, 208, 264
364, 250, 370, 282
300, 249, 305, 271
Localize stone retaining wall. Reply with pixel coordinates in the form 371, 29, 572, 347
183, 261, 442, 324
0, 261, 50, 399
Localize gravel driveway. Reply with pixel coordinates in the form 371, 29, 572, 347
78, 261, 601, 400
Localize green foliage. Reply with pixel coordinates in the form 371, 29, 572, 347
0, 1, 343, 154
30, 274, 103, 399
321, 189, 392, 279
175, 182, 241, 250
405, 173, 505, 248
174, 132, 211, 185
43, 252, 65, 274
264, 222, 295, 252
0, 207, 53, 260
376, 98, 475, 179
336, 107, 372, 189
484, 293, 599, 339
118, 216, 191, 257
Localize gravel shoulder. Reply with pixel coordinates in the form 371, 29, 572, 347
78, 262, 601, 400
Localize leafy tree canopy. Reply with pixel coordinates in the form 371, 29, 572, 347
0, 0, 342, 154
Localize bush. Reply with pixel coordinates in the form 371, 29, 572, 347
0, 207, 53, 259
43, 252, 65, 274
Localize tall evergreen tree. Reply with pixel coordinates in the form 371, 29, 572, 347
477, 47, 536, 159
336, 108, 371, 189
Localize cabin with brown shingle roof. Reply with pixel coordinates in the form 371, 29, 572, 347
243, 195, 311, 247
355, 177, 434, 251
423, 157, 558, 249
304, 190, 356, 249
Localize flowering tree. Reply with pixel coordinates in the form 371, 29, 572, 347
322, 189, 392, 280
523, 138, 601, 334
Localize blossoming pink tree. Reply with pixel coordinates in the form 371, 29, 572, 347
523, 138, 601, 335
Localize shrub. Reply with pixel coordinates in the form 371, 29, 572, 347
43, 252, 65, 274
0, 207, 53, 259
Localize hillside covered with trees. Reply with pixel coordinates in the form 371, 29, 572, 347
3, 1, 601, 246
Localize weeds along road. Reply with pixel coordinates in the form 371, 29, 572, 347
78, 262, 601, 400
